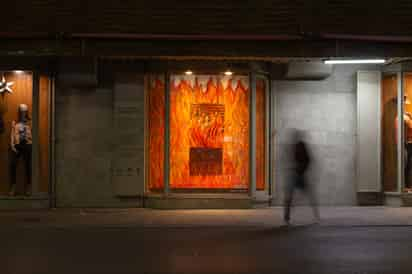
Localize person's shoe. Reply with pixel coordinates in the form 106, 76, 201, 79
25, 185, 32, 197
8, 185, 15, 196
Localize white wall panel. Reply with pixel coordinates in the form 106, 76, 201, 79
357, 71, 381, 192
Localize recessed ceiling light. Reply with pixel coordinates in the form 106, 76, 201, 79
185, 70, 193, 75
14, 70, 24, 74
224, 70, 233, 76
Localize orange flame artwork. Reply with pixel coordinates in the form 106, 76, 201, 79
148, 76, 165, 191
170, 75, 250, 190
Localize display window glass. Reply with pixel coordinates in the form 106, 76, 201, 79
169, 75, 250, 191
382, 73, 399, 192
38, 75, 51, 193
147, 75, 165, 191
0, 71, 51, 196
403, 73, 412, 193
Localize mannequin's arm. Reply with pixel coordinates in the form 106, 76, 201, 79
10, 121, 16, 152
27, 123, 32, 143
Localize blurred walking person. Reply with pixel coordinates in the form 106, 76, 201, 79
284, 129, 320, 225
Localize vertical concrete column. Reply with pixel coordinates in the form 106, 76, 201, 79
356, 71, 381, 193
49, 77, 56, 207
164, 74, 170, 195
264, 77, 271, 196
250, 72, 257, 198
112, 71, 145, 196
270, 79, 277, 197
32, 72, 40, 194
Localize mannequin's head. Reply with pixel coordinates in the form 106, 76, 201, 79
18, 104, 30, 122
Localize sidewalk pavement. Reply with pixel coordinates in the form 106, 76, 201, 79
0, 207, 412, 228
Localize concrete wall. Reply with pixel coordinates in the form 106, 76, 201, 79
54, 60, 383, 207
55, 61, 145, 207
273, 64, 379, 206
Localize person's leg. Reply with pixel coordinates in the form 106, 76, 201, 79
284, 176, 296, 223
405, 144, 410, 189
8, 148, 18, 196
306, 183, 320, 221
406, 144, 412, 189
23, 144, 32, 195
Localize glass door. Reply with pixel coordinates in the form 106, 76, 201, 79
381, 73, 399, 193
402, 72, 412, 193
255, 75, 270, 195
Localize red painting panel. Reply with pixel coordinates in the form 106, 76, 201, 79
148, 76, 165, 191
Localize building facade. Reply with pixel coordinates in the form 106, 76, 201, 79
2, 1, 412, 208
0, 57, 410, 209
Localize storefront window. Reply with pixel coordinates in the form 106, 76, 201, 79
39, 75, 51, 193
0, 71, 51, 196
403, 73, 412, 193
147, 75, 165, 191
382, 73, 399, 192
169, 75, 250, 191
256, 77, 267, 191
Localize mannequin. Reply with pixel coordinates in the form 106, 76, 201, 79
404, 95, 412, 191
0, 113, 4, 134
394, 95, 412, 191
9, 104, 32, 196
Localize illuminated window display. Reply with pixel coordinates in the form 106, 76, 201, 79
403, 73, 412, 193
147, 75, 165, 191
170, 75, 250, 191
146, 69, 270, 195
0, 71, 51, 196
382, 72, 412, 194
382, 73, 398, 192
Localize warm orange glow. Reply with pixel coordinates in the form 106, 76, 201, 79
256, 78, 267, 190
148, 76, 165, 191
170, 75, 250, 190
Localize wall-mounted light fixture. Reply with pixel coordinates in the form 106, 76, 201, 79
14, 70, 24, 74
185, 70, 193, 75
224, 70, 233, 76
324, 59, 386, 65
405, 96, 411, 105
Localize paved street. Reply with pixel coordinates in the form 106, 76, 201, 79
1, 207, 412, 274
2, 225, 412, 274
